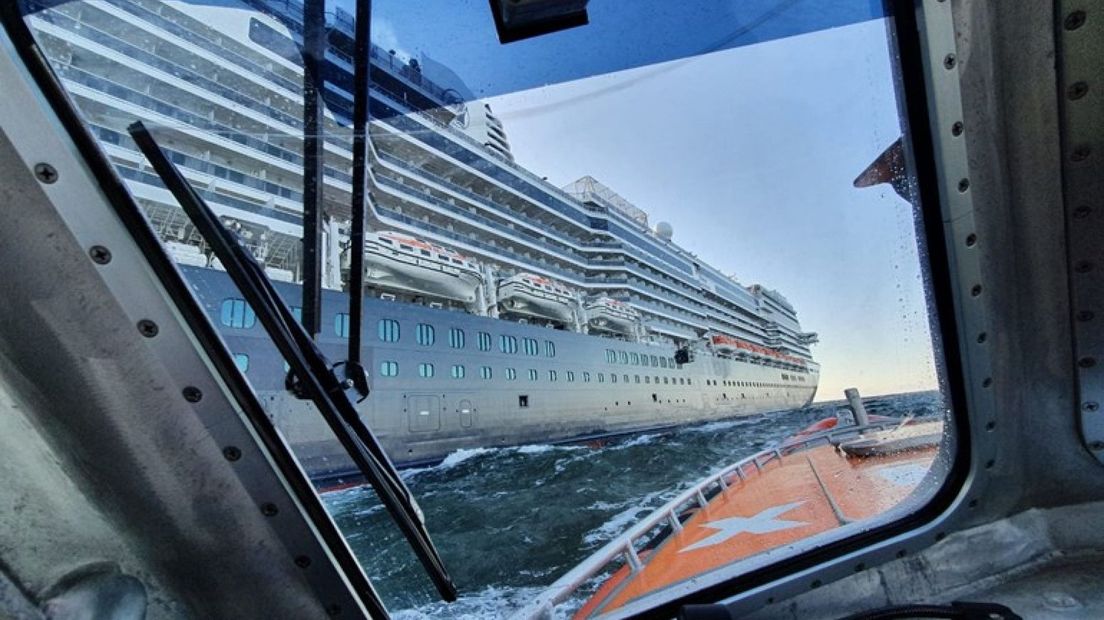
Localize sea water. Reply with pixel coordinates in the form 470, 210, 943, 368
322, 391, 942, 618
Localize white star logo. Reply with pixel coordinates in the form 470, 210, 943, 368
680, 501, 808, 552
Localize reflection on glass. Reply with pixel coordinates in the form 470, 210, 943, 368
21, 0, 951, 616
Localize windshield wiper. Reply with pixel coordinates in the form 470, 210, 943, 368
127, 120, 458, 604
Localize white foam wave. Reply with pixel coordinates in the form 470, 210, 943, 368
515, 443, 583, 455
582, 490, 667, 546
392, 585, 548, 620
401, 447, 496, 480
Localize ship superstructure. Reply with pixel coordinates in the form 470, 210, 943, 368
24, 0, 820, 476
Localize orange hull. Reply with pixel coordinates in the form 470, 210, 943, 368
572, 419, 941, 618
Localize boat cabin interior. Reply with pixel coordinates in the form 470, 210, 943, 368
0, 0, 1102, 618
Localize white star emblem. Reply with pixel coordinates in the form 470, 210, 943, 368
680, 501, 808, 552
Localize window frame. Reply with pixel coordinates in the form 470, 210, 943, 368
0, 1, 981, 614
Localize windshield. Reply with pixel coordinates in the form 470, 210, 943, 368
19, 0, 952, 616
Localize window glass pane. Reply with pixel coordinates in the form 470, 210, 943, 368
18, 0, 954, 615
220, 298, 255, 328
449, 328, 465, 349
378, 319, 400, 342
416, 323, 435, 346
334, 313, 350, 338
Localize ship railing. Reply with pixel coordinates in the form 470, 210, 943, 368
515, 419, 906, 619
371, 85, 598, 218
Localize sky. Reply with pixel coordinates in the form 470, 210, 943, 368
366, 1, 939, 401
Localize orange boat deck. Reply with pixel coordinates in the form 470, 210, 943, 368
520, 419, 942, 619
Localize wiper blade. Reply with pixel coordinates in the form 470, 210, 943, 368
127, 120, 458, 604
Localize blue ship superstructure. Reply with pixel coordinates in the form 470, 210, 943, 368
25, 0, 820, 478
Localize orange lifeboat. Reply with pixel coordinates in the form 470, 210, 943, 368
522, 415, 944, 619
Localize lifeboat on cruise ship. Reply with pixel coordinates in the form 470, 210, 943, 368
711, 333, 808, 368
710, 333, 742, 355
497, 272, 576, 323
362, 231, 483, 302
585, 297, 640, 334
523, 405, 944, 619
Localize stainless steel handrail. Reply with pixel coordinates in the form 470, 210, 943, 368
514, 419, 904, 619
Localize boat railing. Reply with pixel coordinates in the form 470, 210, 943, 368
515, 419, 906, 619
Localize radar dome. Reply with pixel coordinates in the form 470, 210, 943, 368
654, 221, 673, 241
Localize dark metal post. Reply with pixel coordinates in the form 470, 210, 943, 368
348, 0, 371, 365
301, 0, 326, 338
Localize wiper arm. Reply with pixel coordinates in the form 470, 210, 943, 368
128, 121, 458, 604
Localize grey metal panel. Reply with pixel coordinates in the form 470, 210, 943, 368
0, 26, 374, 619
1056, 0, 1104, 465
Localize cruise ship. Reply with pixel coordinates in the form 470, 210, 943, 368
24, 0, 819, 481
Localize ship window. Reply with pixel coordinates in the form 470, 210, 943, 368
448, 328, 465, 349
478, 332, 492, 351
650, 355, 658, 366
663, 377, 669, 385
630, 352, 639, 364
379, 361, 398, 377
220, 298, 256, 328
611, 374, 618, 384
583, 372, 591, 383
606, 349, 617, 363
418, 363, 434, 378
567, 371, 575, 382
545, 340, 556, 357
233, 353, 249, 372
399, 244, 414, 251
419, 249, 431, 257
334, 313, 351, 338
598, 373, 605, 383
619, 351, 629, 364
518, 395, 529, 408
523, 338, 539, 356
480, 366, 492, 379
500, 335, 518, 354
623, 374, 629, 383
506, 368, 517, 381
450, 364, 465, 379
528, 369, 538, 381
635, 375, 640, 383
659, 357, 668, 369
377, 319, 400, 342
645, 376, 650, 384
416, 323, 436, 346
549, 370, 557, 382
379, 237, 392, 245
